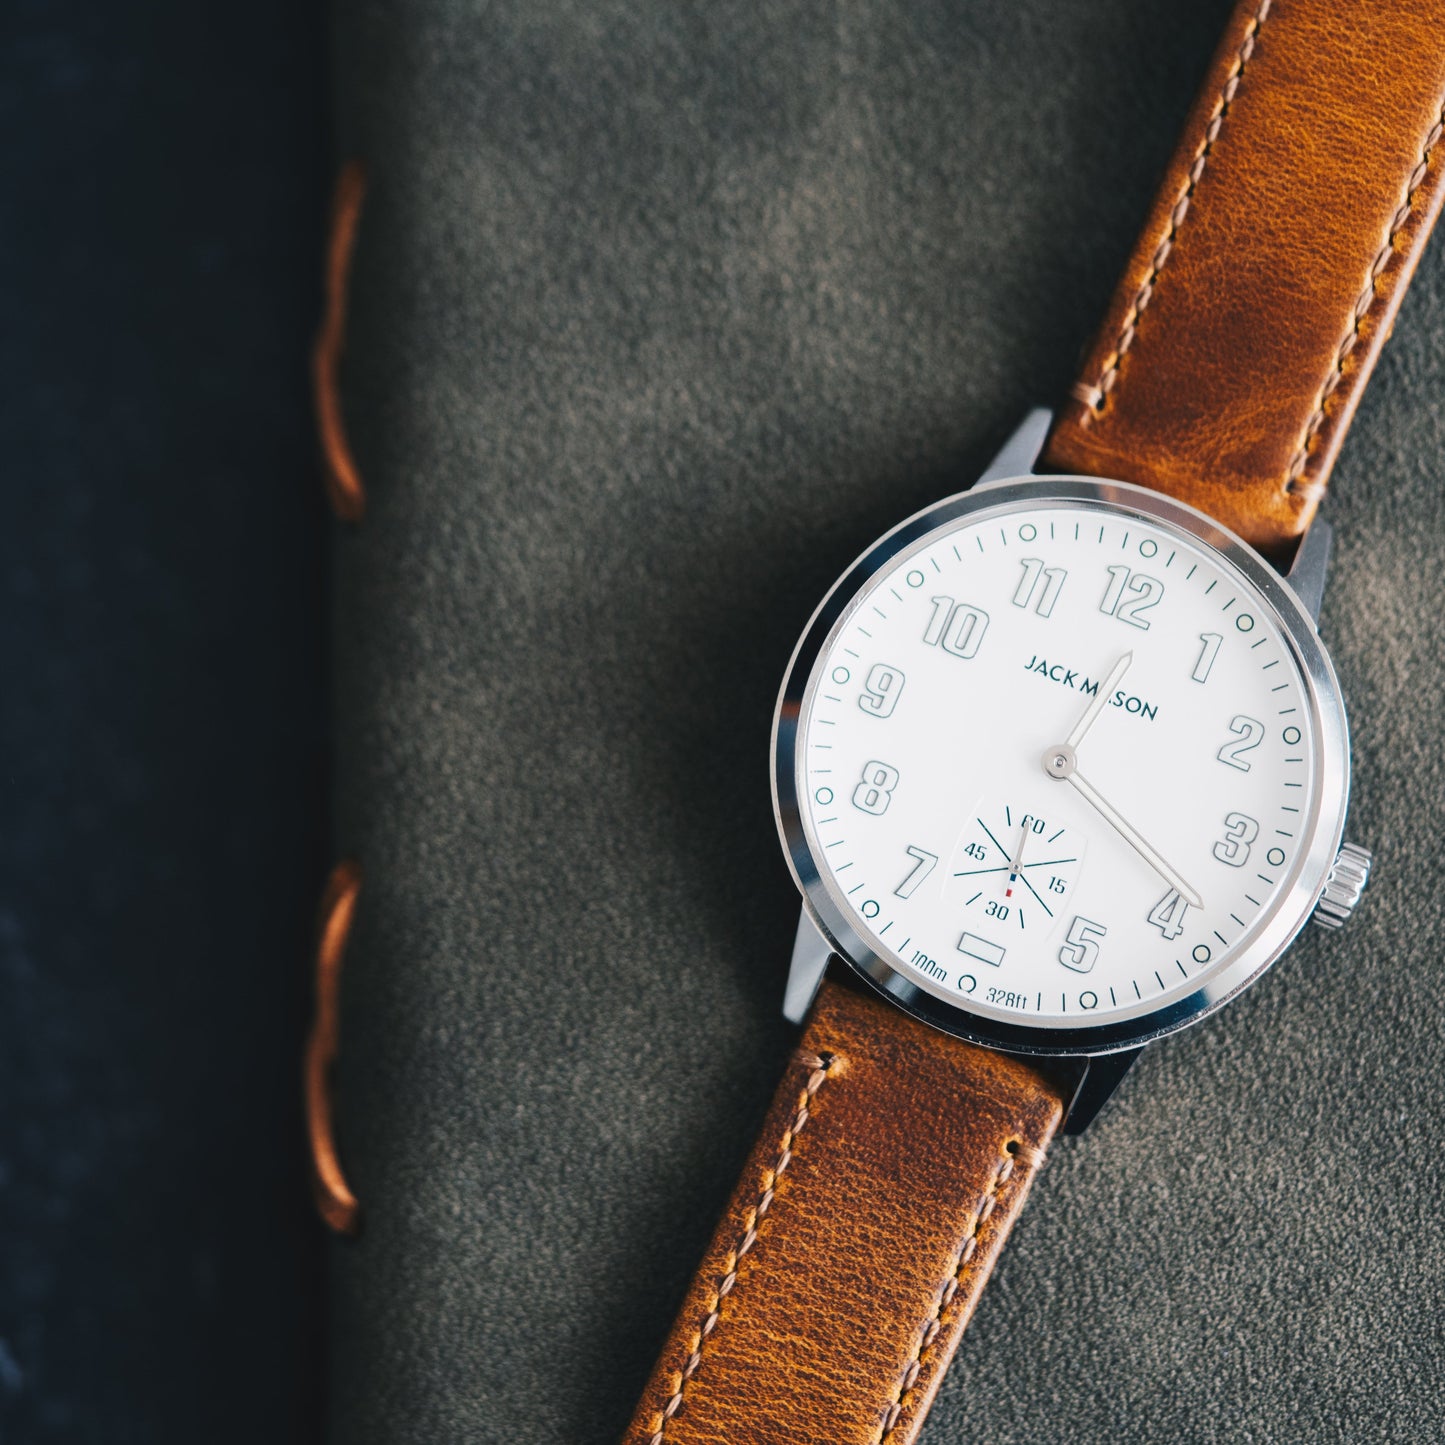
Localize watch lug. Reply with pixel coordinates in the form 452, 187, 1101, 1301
1283, 515, 1332, 623
974, 408, 1054, 488
783, 906, 832, 1024
1060, 1046, 1142, 1134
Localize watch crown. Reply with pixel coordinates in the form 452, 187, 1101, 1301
1313, 841, 1373, 930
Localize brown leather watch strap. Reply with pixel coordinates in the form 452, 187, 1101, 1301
1040, 0, 1445, 556
623, 979, 1065, 1445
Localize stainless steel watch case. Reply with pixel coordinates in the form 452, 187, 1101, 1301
771, 411, 1351, 1060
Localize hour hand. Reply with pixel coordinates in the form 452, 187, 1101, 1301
1065, 651, 1132, 751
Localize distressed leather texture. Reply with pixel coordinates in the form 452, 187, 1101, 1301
621, 978, 1064, 1445
1040, 0, 1445, 556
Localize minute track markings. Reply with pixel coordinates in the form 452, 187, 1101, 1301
799, 504, 1315, 1025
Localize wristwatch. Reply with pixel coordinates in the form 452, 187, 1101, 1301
624, 3, 1444, 1441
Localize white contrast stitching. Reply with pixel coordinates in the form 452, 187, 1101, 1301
1283, 98, 1445, 497
648, 1051, 836, 1445
874, 1139, 1046, 1443
1071, 0, 1272, 418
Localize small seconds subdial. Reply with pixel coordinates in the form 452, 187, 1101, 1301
946, 801, 1083, 940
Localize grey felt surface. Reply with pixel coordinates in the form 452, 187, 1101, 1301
327, 2, 1445, 1441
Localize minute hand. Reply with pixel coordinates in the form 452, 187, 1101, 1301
1067, 768, 1203, 909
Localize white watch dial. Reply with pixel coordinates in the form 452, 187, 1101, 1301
793, 499, 1322, 1028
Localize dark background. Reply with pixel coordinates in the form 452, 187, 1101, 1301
4, 3, 1443, 1444
1, 4, 327, 1441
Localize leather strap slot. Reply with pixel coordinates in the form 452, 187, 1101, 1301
314, 160, 368, 524
304, 859, 363, 1236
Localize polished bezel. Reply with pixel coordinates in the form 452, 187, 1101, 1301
771, 476, 1350, 1057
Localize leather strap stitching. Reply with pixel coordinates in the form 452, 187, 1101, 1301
1070, 0, 1272, 418
874, 1139, 1046, 1443
1283, 98, 1445, 498
648, 1050, 837, 1445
